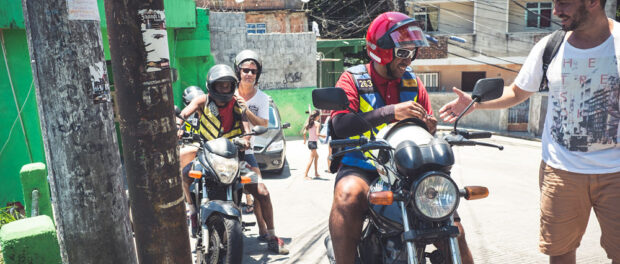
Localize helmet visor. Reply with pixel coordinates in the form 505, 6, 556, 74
390, 25, 429, 48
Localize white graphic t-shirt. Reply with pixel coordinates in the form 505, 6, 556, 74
515, 19, 620, 174
241, 88, 269, 155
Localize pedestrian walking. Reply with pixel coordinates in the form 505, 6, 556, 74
302, 110, 325, 180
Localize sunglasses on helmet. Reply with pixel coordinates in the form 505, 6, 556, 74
241, 68, 258, 75
394, 48, 418, 59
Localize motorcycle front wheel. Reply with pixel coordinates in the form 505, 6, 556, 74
201, 214, 243, 264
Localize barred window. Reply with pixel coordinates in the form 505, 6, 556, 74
418, 72, 439, 91
525, 2, 552, 28
247, 23, 266, 34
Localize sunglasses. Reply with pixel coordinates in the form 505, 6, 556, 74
241, 68, 258, 75
394, 48, 417, 59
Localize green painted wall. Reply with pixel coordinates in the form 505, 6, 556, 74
0, 29, 45, 206
0, 0, 208, 207
264, 87, 317, 138
170, 8, 215, 107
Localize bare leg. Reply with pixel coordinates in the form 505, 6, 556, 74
249, 167, 267, 235
550, 250, 575, 264
456, 221, 474, 264
246, 181, 274, 231
329, 176, 369, 264
304, 149, 314, 179
313, 150, 320, 177
179, 146, 198, 204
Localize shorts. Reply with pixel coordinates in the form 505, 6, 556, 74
308, 141, 318, 150
539, 161, 620, 260
335, 165, 379, 186
244, 153, 258, 168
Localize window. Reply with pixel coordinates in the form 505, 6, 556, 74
268, 106, 278, 129
417, 72, 440, 91
247, 23, 266, 34
525, 2, 552, 28
413, 6, 439, 32
461, 72, 486, 92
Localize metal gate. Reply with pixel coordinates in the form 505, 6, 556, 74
508, 98, 530, 131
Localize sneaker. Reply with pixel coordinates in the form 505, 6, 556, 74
257, 233, 270, 242
268, 236, 289, 255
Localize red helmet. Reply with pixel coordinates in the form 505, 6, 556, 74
366, 12, 429, 65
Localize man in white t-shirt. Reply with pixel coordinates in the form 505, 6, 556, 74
439, 0, 619, 262
234, 50, 289, 255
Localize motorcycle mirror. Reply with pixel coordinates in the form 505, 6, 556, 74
252, 126, 268, 135
471, 78, 504, 102
312, 87, 349, 110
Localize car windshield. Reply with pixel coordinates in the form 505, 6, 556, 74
268, 106, 278, 129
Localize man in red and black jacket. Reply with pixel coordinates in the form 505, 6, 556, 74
328, 12, 473, 264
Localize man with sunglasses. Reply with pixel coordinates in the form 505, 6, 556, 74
328, 12, 473, 264
233, 49, 289, 255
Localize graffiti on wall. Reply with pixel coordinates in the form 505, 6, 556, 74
283, 72, 302, 84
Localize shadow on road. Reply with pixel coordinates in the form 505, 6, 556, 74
261, 159, 293, 180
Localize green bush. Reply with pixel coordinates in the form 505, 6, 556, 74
0, 206, 24, 229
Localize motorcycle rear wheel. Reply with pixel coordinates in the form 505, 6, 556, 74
201, 214, 243, 264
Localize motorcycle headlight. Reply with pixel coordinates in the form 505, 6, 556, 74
412, 173, 459, 221
206, 152, 238, 184
266, 139, 284, 152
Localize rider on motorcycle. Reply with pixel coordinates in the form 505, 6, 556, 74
327, 12, 472, 264
177, 64, 251, 233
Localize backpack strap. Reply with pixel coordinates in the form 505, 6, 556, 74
539, 30, 566, 92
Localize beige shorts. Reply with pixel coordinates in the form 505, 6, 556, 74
539, 161, 620, 260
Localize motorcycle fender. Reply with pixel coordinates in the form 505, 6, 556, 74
200, 200, 241, 224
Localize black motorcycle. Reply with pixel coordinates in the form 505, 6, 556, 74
178, 117, 266, 264
314, 78, 505, 264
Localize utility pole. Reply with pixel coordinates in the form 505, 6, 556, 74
21, 0, 137, 263
104, 0, 192, 263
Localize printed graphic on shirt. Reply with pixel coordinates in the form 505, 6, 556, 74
549, 56, 620, 152
248, 105, 260, 116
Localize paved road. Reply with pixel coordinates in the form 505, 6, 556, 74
238, 135, 609, 263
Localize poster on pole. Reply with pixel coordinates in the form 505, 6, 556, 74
139, 9, 170, 73
89, 61, 111, 103
67, 0, 100, 21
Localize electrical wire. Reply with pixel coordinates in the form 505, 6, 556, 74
1, 30, 34, 162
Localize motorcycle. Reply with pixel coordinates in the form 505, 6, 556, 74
177, 114, 267, 264
314, 78, 505, 264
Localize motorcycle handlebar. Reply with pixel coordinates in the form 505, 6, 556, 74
330, 138, 368, 148
456, 129, 492, 139
466, 131, 492, 139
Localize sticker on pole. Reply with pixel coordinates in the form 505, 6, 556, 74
67, 0, 100, 21
89, 62, 111, 103
139, 9, 170, 73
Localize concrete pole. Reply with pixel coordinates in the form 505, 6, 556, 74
103, 0, 192, 263
20, 0, 137, 263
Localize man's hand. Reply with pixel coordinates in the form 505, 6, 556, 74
239, 138, 250, 151
423, 114, 438, 135
394, 100, 428, 121
439, 87, 474, 123
236, 96, 248, 115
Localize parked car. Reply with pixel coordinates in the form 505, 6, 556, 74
253, 98, 290, 174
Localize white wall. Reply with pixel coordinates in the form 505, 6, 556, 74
209, 12, 317, 90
